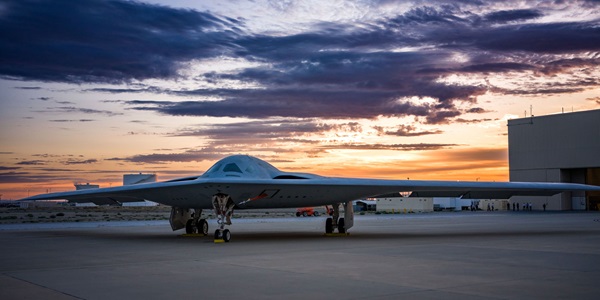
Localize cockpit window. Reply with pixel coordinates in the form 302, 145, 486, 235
204, 163, 222, 174
223, 163, 242, 173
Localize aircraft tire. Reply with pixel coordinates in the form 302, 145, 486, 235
214, 229, 222, 239
223, 229, 231, 242
185, 219, 195, 234
198, 219, 208, 235
338, 218, 346, 233
325, 218, 333, 234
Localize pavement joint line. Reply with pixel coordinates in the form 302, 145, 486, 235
3, 272, 85, 300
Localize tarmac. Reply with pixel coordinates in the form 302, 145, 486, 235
1, 211, 600, 299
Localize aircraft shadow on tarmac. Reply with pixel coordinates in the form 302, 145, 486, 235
17, 227, 593, 244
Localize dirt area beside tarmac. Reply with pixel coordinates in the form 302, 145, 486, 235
0, 205, 314, 224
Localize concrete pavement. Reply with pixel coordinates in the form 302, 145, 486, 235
1, 212, 600, 299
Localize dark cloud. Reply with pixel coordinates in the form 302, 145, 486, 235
1, 0, 599, 124
465, 107, 489, 114
436, 147, 508, 162
102, 118, 458, 164
38, 106, 123, 117
0, 166, 19, 171
16, 160, 46, 165
483, 9, 543, 24
540, 58, 600, 76
108, 150, 224, 164
175, 119, 362, 139
31, 153, 63, 158
108, 141, 458, 165
13, 86, 41, 90
0, 172, 41, 183
498, 87, 586, 96
455, 118, 496, 124
0, 170, 103, 184
61, 159, 98, 165
470, 22, 600, 53
375, 125, 443, 137
0, 0, 241, 83
586, 96, 600, 104
124, 93, 470, 124
458, 63, 536, 73
49, 119, 95, 123
319, 143, 458, 151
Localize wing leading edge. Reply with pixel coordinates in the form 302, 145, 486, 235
21, 175, 600, 209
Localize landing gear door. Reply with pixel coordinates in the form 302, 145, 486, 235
169, 207, 192, 231
344, 201, 354, 230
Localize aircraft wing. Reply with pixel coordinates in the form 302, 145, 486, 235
21, 176, 600, 208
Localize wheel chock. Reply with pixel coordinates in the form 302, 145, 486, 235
180, 233, 207, 237
324, 233, 350, 237
213, 238, 225, 243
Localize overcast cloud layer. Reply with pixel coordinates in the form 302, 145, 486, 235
1, 0, 599, 125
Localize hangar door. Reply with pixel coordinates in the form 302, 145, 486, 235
588, 168, 600, 211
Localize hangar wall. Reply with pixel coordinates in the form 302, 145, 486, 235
508, 109, 600, 210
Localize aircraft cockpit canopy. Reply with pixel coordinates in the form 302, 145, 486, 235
201, 155, 281, 179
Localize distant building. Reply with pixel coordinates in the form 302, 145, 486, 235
354, 199, 376, 211
122, 173, 158, 206
375, 196, 508, 212
123, 173, 157, 185
74, 183, 99, 190
376, 197, 433, 213
508, 109, 600, 210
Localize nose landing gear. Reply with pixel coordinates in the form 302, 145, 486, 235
213, 193, 235, 243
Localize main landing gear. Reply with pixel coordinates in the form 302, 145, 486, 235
169, 207, 208, 235
325, 202, 354, 235
169, 194, 236, 243
186, 216, 208, 235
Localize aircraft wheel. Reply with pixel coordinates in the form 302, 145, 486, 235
214, 229, 222, 239
185, 219, 195, 234
198, 219, 208, 235
222, 229, 231, 242
338, 218, 346, 234
325, 217, 333, 234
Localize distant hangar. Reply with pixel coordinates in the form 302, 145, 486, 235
508, 109, 600, 211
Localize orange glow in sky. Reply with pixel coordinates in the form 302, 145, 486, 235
1, 1, 599, 200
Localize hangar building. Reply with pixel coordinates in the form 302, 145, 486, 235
508, 109, 600, 211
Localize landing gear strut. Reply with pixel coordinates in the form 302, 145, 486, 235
325, 202, 354, 234
213, 193, 235, 242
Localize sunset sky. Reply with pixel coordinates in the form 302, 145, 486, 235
1, 0, 599, 200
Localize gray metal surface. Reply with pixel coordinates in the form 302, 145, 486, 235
508, 109, 600, 171
1, 212, 600, 299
